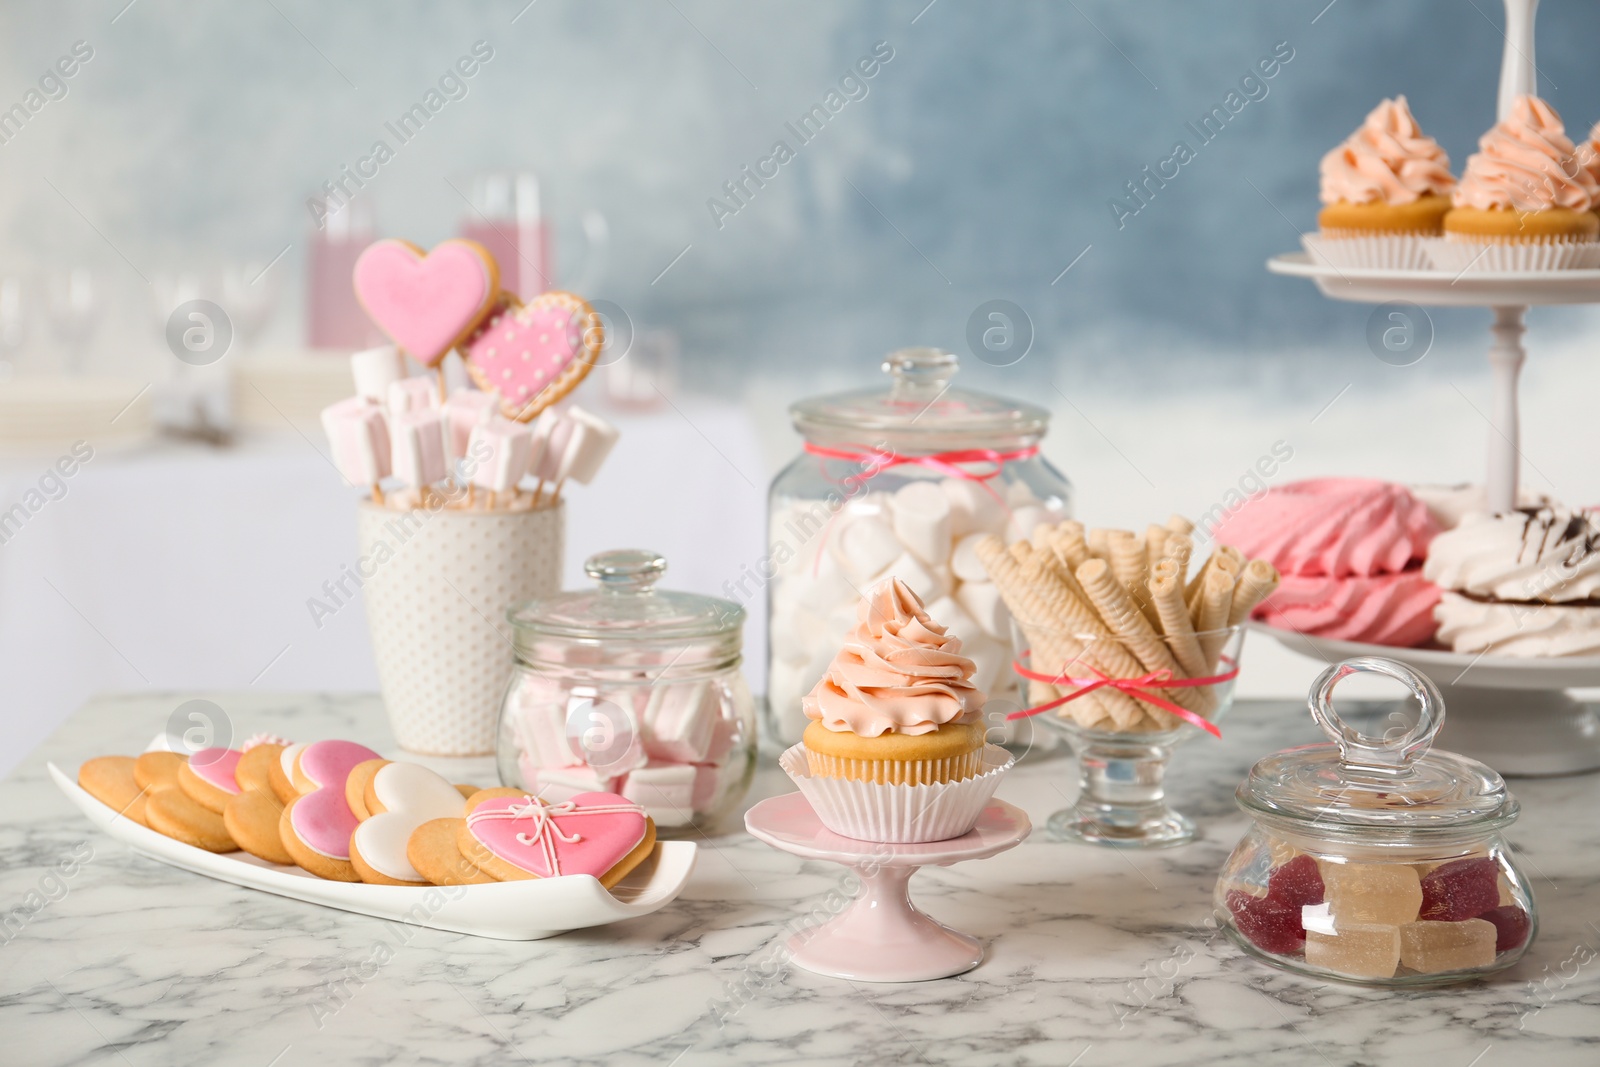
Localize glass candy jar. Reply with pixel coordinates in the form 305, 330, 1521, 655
496, 549, 756, 836
765, 348, 1072, 747
1217, 657, 1536, 986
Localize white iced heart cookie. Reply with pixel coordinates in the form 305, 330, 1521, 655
350, 762, 472, 885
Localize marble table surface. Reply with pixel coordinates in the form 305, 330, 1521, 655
3, 692, 1598, 1067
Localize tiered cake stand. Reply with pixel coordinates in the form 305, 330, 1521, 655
1262, 0, 1600, 776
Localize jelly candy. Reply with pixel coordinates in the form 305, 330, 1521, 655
1227, 889, 1304, 955
1418, 857, 1499, 922
1266, 855, 1325, 908
1322, 862, 1422, 925
1306, 923, 1400, 979
1400, 919, 1496, 974
1479, 905, 1531, 953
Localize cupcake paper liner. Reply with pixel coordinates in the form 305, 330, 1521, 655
1425, 234, 1600, 273
800, 746, 986, 785
1302, 232, 1434, 271
780, 743, 1015, 843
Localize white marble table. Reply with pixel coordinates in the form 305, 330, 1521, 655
3, 693, 1597, 1066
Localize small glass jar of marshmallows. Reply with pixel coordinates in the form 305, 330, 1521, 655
495, 549, 756, 836
764, 348, 1073, 747
1216, 657, 1536, 986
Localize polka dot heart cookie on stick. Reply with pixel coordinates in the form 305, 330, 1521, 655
977, 516, 1280, 734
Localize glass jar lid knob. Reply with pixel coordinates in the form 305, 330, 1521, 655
1309, 656, 1444, 779
883, 347, 959, 401
584, 549, 667, 594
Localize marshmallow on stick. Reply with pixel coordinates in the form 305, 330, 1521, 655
389, 409, 448, 505
469, 416, 534, 502
350, 345, 406, 404
320, 396, 391, 504
441, 388, 498, 461
388, 376, 438, 415
552, 406, 620, 497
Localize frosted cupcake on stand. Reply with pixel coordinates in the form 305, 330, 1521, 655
1433, 95, 1600, 272
780, 577, 1013, 843
1307, 96, 1456, 270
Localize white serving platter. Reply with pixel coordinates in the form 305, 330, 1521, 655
50, 763, 696, 941
1253, 624, 1600, 691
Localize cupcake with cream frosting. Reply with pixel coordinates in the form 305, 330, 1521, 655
1435, 95, 1600, 272
781, 577, 1012, 842
1424, 506, 1600, 657
1306, 97, 1456, 270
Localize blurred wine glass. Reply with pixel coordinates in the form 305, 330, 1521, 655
222, 260, 280, 352
48, 268, 102, 373
0, 277, 28, 381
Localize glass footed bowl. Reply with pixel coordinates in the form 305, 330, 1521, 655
1010, 623, 1246, 848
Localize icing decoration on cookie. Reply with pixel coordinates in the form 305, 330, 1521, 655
352, 238, 500, 367
279, 742, 306, 779
242, 732, 291, 751
353, 763, 472, 883
188, 748, 242, 795
465, 792, 646, 879
462, 291, 603, 421
288, 740, 382, 860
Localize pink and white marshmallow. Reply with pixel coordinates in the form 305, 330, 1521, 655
468, 417, 534, 495
320, 396, 391, 487
442, 388, 498, 460
350, 345, 406, 404
388, 409, 448, 489
387, 376, 439, 415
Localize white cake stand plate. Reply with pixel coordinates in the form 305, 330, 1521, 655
1253, 624, 1600, 777
744, 792, 1030, 982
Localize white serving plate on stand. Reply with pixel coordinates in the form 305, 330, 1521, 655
49, 763, 697, 940
1252, 624, 1600, 777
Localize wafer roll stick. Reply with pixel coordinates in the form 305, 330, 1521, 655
1087, 527, 1110, 562
1149, 571, 1217, 715
1165, 513, 1195, 537
1196, 567, 1237, 671
1144, 524, 1169, 570
1161, 533, 1193, 586
992, 539, 1148, 728
1030, 522, 1056, 551
1227, 558, 1282, 627
1109, 532, 1158, 628
1186, 548, 1241, 617
977, 538, 1119, 725
1076, 559, 1203, 722
1051, 522, 1092, 574
1012, 540, 1089, 606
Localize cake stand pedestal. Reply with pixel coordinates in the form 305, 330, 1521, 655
744, 792, 1031, 982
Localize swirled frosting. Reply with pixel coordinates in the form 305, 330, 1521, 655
1423, 507, 1600, 602
802, 577, 984, 736
1435, 592, 1600, 657
1320, 96, 1456, 206
1453, 95, 1599, 212
1253, 570, 1441, 648
1211, 478, 1439, 578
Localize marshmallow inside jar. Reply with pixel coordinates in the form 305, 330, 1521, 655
765, 347, 1072, 748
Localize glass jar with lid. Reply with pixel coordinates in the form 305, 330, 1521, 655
764, 347, 1072, 748
496, 549, 755, 836
1216, 657, 1535, 986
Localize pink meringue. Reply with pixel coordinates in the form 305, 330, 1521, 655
1211, 478, 1439, 579
1255, 570, 1442, 648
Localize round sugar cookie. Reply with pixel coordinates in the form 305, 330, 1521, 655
406, 818, 496, 886
278, 798, 359, 882
134, 751, 184, 793
224, 789, 292, 865
235, 743, 285, 793
346, 758, 388, 820
78, 756, 149, 827
145, 787, 238, 852
454, 784, 480, 800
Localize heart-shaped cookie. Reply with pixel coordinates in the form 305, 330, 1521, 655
462, 291, 603, 421
458, 792, 653, 888
353, 238, 500, 366
280, 739, 381, 882
350, 762, 471, 886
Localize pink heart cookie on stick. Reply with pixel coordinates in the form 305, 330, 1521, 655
352, 239, 501, 367
462, 291, 604, 421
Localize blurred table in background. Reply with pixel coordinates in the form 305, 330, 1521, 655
0, 397, 766, 779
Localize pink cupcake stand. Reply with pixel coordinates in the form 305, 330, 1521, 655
744, 792, 1030, 982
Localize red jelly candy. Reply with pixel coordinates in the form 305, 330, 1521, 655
1266, 855, 1325, 908
1419, 857, 1499, 921
1479, 905, 1531, 953
1228, 889, 1304, 955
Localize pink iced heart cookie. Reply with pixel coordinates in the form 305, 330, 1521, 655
280, 739, 382, 882
462, 290, 603, 421
352, 238, 501, 366
459, 791, 655, 889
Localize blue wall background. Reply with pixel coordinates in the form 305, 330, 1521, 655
2, 0, 1599, 393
